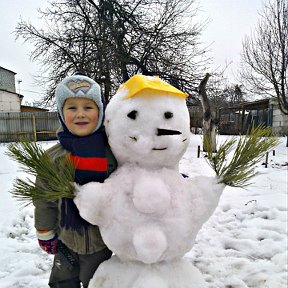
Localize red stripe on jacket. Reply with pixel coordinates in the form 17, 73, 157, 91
68, 154, 108, 172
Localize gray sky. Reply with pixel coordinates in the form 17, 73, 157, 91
0, 0, 264, 104
0, 0, 47, 104
198, 0, 264, 82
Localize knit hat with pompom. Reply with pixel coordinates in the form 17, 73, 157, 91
55, 72, 104, 132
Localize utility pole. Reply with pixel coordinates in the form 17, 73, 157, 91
17, 79, 22, 96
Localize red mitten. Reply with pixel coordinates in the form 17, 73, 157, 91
37, 230, 58, 254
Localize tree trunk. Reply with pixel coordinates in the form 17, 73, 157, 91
198, 73, 217, 152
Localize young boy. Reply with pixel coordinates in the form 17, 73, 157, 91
34, 72, 117, 288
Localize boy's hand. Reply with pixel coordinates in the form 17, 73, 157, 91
37, 230, 58, 254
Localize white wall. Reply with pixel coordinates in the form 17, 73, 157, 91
0, 91, 21, 112
270, 99, 288, 135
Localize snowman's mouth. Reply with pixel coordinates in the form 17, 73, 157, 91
152, 147, 167, 151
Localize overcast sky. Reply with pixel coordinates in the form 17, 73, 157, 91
0, 0, 264, 105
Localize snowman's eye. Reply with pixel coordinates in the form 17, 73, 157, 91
127, 110, 138, 120
164, 112, 173, 119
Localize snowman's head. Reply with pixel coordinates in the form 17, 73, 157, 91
105, 75, 191, 169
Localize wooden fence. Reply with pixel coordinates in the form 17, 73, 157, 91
188, 106, 203, 129
0, 112, 59, 142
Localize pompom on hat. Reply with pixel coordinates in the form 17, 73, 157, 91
55, 72, 104, 132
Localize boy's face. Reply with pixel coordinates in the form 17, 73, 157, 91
63, 97, 99, 136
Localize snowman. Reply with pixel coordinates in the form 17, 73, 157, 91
74, 75, 225, 288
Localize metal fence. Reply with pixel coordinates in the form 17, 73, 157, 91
0, 112, 59, 142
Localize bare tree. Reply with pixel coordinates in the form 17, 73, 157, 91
15, 0, 208, 105
198, 73, 218, 152
196, 71, 245, 151
240, 0, 288, 115
214, 84, 245, 107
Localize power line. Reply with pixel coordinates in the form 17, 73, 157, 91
21, 89, 46, 95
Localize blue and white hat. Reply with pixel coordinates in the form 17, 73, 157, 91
55, 73, 104, 132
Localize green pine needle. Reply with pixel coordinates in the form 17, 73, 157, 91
6, 140, 76, 205
205, 125, 280, 187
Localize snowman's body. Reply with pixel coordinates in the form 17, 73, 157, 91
88, 256, 207, 288
74, 75, 224, 287
75, 164, 222, 265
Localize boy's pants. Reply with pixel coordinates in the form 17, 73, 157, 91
49, 247, 112, 288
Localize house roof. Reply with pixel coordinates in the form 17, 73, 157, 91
21, 105, 49, 112
0, 66, 16, 75
220, 99, 270, 111
0, 89, 23, 99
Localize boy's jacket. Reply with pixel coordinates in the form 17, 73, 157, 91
34, 143, 117, 254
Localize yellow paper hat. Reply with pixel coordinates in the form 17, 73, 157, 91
119, 75, 188, 99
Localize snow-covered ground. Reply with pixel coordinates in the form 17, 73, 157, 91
0, 135, 287, 288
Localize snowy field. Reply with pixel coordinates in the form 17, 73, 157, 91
0, 135, 287, 288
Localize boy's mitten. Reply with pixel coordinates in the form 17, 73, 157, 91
37, 230, 58, 254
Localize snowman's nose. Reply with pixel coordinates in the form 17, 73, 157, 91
157, 128, 182, 136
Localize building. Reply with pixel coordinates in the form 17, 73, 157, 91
0, 66, 58, 142
218, 99, 288, 136
0, 66, 23, 112
270, 99, 288, 136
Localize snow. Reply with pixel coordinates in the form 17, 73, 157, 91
88, 256, 207, 288
0, 136, 287, 287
